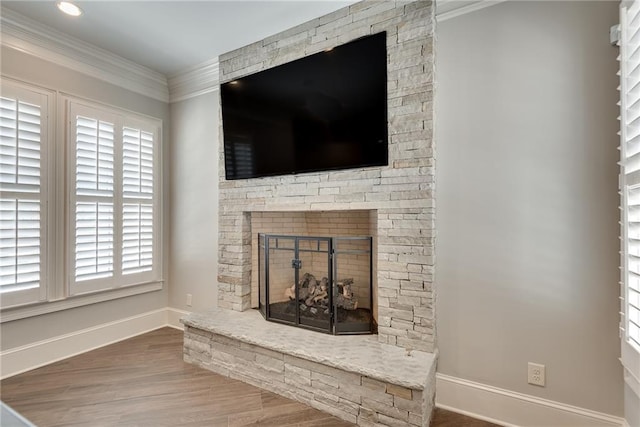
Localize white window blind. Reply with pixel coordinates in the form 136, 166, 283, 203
0, 82, 49, 307
620, 0, 640, 382
69, 101, 160, 295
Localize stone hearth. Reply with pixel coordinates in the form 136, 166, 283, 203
182, 309, 436, 426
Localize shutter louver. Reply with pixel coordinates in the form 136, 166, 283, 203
1, 98, 41, 192
122, 203, 153, 274
0, 94, 42, 297
74, 202, 113, 281
0, 199, 40, 293
123, 128, 153, 198
76, 116, 114, 196
627, 186, 640, 348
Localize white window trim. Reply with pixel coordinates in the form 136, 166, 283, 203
0, 282, 163, 322
0, 79, 53, 309
0, 78, 164, 323
65, 96, 163, 297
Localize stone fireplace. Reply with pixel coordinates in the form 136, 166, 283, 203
183, 1, 436, 425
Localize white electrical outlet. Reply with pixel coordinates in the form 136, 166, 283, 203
528, 362, 545, 387
186, 293, 193, 307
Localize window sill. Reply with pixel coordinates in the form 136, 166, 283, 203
0, 281, 163, 323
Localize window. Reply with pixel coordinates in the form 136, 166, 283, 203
68, 100, 161, 295
0, 81, 51, 308
620, 0, 640, 385
224, 135, 255, 179
0, 78, 163, 318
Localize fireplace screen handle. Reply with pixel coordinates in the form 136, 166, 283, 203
291, 259, 302, 269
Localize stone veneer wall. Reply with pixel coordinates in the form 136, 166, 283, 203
217, 0, 435, 352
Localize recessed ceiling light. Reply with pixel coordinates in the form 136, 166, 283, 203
56, 1, 83, 17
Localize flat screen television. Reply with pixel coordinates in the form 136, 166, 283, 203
221, 31, 388, 180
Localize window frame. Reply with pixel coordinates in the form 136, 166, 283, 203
0, 79, 53, 309
65, 96, 163, 297
0, 77, 164, 322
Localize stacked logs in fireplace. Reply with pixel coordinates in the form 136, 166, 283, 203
284, 273, 358, 315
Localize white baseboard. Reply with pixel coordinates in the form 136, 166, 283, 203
167, 307, 190, 330
436, 373, 624, 427
0, 308, 168, 379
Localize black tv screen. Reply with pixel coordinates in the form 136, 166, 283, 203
221, 31, 388, 180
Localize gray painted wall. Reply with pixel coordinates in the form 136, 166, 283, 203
0, 46, 170, 350
169, 91, 219, 312
435, 1, 623, 416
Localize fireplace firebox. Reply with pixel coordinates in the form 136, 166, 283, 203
258, 234, 374, 335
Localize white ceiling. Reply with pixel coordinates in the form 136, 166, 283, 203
0, 1, 358, 76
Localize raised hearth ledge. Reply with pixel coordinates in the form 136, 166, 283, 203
181, 308, 436, 390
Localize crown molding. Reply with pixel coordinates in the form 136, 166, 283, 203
436, 0, 507, 22
168, 57, 220, 103
0, 8, 169, 103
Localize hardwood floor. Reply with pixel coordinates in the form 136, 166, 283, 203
1, 328, 497, 427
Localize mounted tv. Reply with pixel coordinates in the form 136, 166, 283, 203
221, 31, 388, 180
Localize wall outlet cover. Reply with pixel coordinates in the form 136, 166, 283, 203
528, 362, 545, 387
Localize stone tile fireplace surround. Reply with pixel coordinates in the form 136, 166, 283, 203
183, 1, 436, 425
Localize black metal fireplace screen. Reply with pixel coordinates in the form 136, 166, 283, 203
258, 234, 374, 335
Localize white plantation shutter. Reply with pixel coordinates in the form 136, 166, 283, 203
123, 127, 153, 196
0, 199, 40, 292
0, 99, 41, 190
620, 0, 640, 381
76, 117, 114, 195
122, 126, 154, 275
74, 115, 115, 283
0, 82, 49, 307
75, 201, 114, 281
122, 203, 153, 274
69, 101, 160, 295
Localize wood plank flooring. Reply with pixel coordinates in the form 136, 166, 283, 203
0, 328, 497, 427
